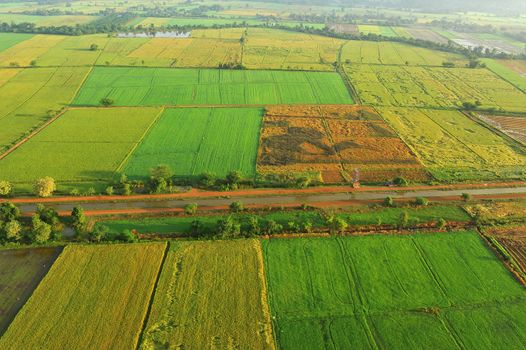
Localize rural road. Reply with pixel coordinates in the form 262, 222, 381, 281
11, 185, 526, 216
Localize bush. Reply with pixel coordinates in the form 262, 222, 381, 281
199, 172, 216, 188
264, 220, 283, 235
247, 215, 261, 236
415, 197, 429, 206
122, 183, 132, 196
0, 202, 20, 222
3, 220, 22, 242
437, 218, 447, 230
461, 193, 472, 202
229, 201, 244, 213
301, 220, 313, 233
89, 224, 109, 242
33, 177, 56, 197
29, 214, 51, 244
226, 171, 242, 186
71, 206, 87, 236
100, 97, 114, 107
393, 177, 409, 186
399, 211, 410, 228
216, 216, 241, 238
384, 196, 394, 207
0, 181, 12, 197
105, 186, 114, 196
184, 203, 198, 215
117, 229, 136, 242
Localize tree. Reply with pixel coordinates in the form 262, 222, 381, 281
415, 197, 429, 206
30, 214, 51, 244
100, 97, 114, 107
0, 181, 12, 197
327, 215, 348, 234
105, 186, 114, 196
264, 220, 283, 235
393, 177, 408, 186
399, 211, 410, 228
89, 224, 108, 242
189, 220, 204, 237
226, 170, 242, 186
149, 165, 172, 194
122, 183, 132, 196
37, 204, 63, 240
384, 196, 394, 207
184, 203, 198, 215
3, 220, 22, 242
437, 218, 447, 230
199, 172, 216, 188
71, 206, 87, 236
216, 216, 241, 238
34, 177, 56, 197
117, 229, 136, 242
247, 215, 261, 236
89, 43, 99, 51
230, 201, 244, 213
301, 220, 313, 233
0, 202, 20, 222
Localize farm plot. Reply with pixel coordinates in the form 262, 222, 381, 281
34, 34, 110, 66
258, 105, 428, 183
0, 247, 61, 334
464, 200, 526, 223
124, 108, 262, 178
484, 59, 526, 92
140, 240, 274, 349
477, 114, 526, 144
263, 232, 526, 349
73, 67, 353, 106
405, 27, 449, 44
379, 108, 526, 181
242, 28, 344, 71
127, 37, 241, 67
0, 66, 91, 153
0, 107, 162, 184
341, 41, 466, 66
346, 64, 526, 112
0, 243, 166, 350
0, 34, 64, 67
0, 14, 97, 26
489, 226, 526, 273
357, 24, 397, 37
0, 33, 33, 52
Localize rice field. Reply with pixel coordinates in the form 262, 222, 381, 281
0, 248, 60, 334
0, 66, 91, 153
140, 240, 274, 349
0, 243, 166, 350
379, 107, 526, 181
73, 67, 353, 106
477, 114, 526, 144
0, 14, 97, 26
0, 107, 162, 183
0, 35, 64, 67
0, 33, 33, 52
346, 64, 526, 112
263, 232, 526, 349
124, 107, 262, 178
358, 24, 398, 37
341, 41, 467, 66
483, 59, 526, 92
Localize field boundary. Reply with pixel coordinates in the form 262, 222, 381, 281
135, 241, 169, 350
0, 108, 68, 161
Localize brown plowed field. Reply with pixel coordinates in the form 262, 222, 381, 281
491, 227, 526, 273
258, 105, 429, 183
478, 114, 526, 144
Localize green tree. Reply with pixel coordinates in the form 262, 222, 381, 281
384, 196, 394, 207
100, 97, 114, 107
247, 215, 261, 236
33, 177, 56, 197
3, 220, 22, 242
105, 186, 114, 196
37, 204, 63, 240
415, 197, 429, 206
0, 202, 20, 222
0, 180, 12, 197
30, 214, 51, 244
301, 220, 313, 233
89, 224, 109, 242
461, 193, 472, 202
399, 211, 410, 228
89, 43, 99, 51
437, 218, 447, 230
393, 177, 408, 186
117, 229, 136, 242
199, 172, 216, 188
226, 170, 242, 186
264, 220, 283, 235
71, 206, 87, 236
216, 216, 241, 238
189, 219, 204, 237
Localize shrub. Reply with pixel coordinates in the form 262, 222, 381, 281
461, 193, 472, 202
216, 216, 241, 238
384, 196, 394, 207
100, 97, 114, 107
71, 206, 87, 236
264, 220, 283, 235
0, 202, 20, 222
34, 177, 56, 197
184, 203, 198, 215
122, 183, 132, 196
301, 220, 313, 233
199, 172, 216, 188
117, 229, 136, 242
29, 214, 51, 244
226, 171, 242, 185
247, 215, 261, 236
437, 218, 447, 230
229, 201, 244, 213
415, 197, 429, 206
399, 211, 410, 228
89, 224, 109, 242
393, 177, 408, 186
3, 220, 22, 242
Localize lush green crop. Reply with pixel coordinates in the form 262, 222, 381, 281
124, 107, 262, 178
0, 243, 166, 350
0, 33, 33, 52
263, 232, 526, 349
140, 240, 274, 349
73, 67, 353, 106
0, 107, 162, 183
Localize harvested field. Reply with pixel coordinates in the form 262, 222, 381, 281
346, 64, 526, 112
124, 108, 262, 178
380, 107, 526, 181
464, 200, 526, 223
140, 240, 274, 349
478, 114, 526, 144
490, 226, 526, 274
0, 107, 162, 183
258, 105, 428, 183
0, 247, 61, 334
0, 243, 166, 350
328, 23, 359, 35
263, 232, 526, 349
341, 41, 466, 66
406, 27, 449, 44
73, 67, 353, 106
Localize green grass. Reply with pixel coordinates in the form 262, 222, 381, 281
0, 33, 33, 52
72, 67, 353, 106
99, 205, 470, 235
140, 240, 274, 349
0, 247, 60, 334
263, 232, 526, 349
0, 243, 166, 350
123, 107, 262, 178
0, 107, 162, 184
